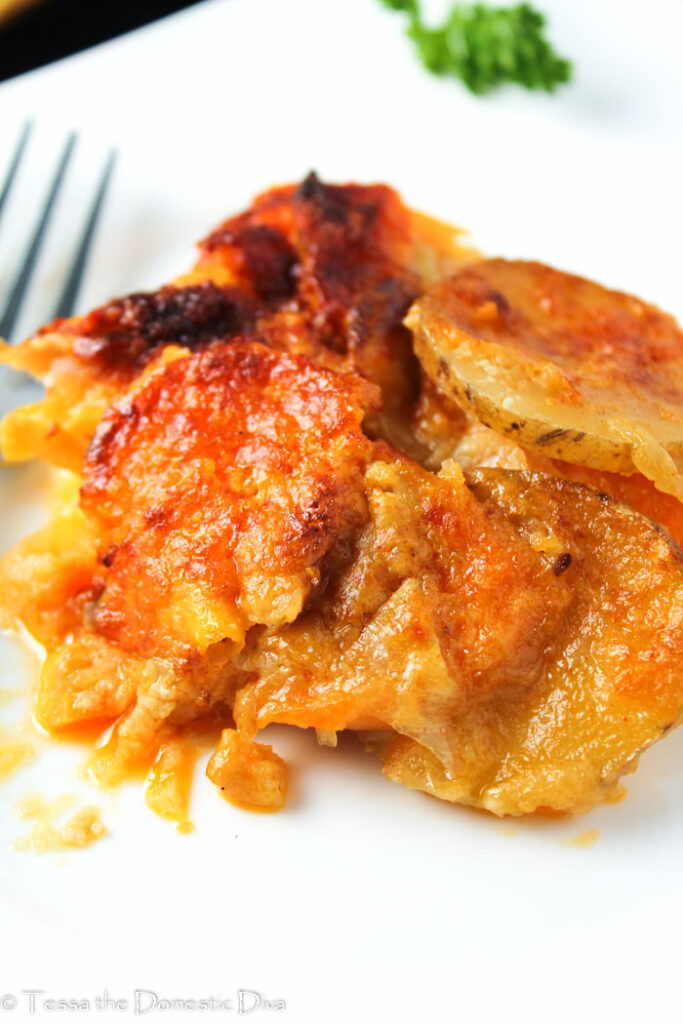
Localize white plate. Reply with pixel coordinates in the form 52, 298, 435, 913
1, 2, 683, 1021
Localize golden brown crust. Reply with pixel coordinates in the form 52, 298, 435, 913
81, 340, 377, 659
56, 282, 257, 379
0, 174, 467, 470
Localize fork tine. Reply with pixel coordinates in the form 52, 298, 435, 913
0, 122, 32, 227
0, 132, 77, 342
52, 148, 117, 321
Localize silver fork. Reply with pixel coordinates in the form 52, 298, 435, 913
0, 123, 117, 344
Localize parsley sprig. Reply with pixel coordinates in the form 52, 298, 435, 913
380, 1, 572, 96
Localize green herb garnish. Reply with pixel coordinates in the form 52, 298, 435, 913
379, 1, 572, 95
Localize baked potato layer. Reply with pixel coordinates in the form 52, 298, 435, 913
383, 470, 683, 814
235, 464, 683, 814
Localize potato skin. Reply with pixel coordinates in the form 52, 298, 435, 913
408, 260, 683, 498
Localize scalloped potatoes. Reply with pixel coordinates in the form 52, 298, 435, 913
3, 179, 683, 824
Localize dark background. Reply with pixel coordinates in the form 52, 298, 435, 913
0, 0, 201, 82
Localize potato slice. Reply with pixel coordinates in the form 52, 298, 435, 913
407, 259, 683, 499
382, 470, 683, 815
543, 459, 683, 552
411, 381, 683, 550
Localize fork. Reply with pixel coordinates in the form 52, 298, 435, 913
0, 123, 117, 344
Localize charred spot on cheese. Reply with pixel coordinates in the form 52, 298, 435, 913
552, 552, 573, 575
201, 224, 298, 303
199, 171, 420, 357
294, 172, 418, 348
59, 282, 256, 376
